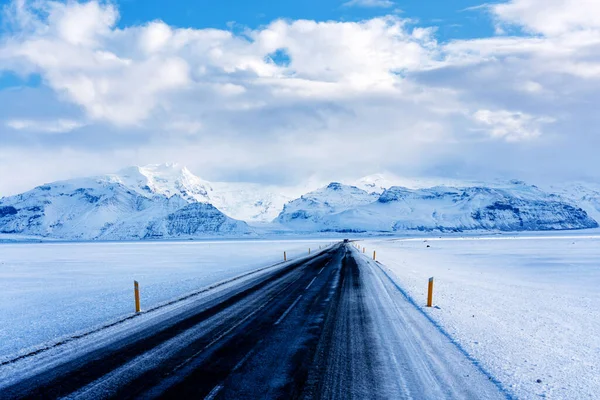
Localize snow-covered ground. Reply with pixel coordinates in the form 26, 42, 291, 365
362, 235, 600, 399
0, 239, 331, 359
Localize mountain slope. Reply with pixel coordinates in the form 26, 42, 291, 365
276, 183, 380, 230
543, 182, 600, 224
0, 169, 250, 240
106, 163, 299, 223
107, 163, 213, 204
277, 181, 598, 233
2, 165, 599, 239
351, 173, 474, 194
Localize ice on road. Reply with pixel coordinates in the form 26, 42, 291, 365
304, 247, 505, 399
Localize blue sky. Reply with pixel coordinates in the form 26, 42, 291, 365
0, 0, 599, 194
0, 0, 495, 91
113, 0, 495, 39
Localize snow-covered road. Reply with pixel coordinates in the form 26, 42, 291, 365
0, 243, 505, 399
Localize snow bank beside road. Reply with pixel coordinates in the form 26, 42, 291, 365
363, 236, 600, 399
0, 239, 330, 359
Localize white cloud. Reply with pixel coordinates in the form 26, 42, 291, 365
6, 118, 85, 133
1, 0, 600, 193
0, 1, 190, 125
493, 0, 600, 36
460, 4, 493, 12
0, 3, 436, 126
472, 110, 554, 142
48, 0, 118, 46
342, 0, 395, 8
138, 21, 173, 54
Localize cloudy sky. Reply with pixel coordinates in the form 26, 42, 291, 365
0, 0, 599, 194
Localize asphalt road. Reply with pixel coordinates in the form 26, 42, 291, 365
1, 243, 507, 399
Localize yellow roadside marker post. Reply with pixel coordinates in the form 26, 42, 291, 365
427, 277, 434, 307
134, 280, 141, 313
373, 250, 376, 261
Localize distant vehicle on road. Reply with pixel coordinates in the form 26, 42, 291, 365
343, 239, 349, 243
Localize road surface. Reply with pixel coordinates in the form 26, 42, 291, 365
0, 243, 506, 399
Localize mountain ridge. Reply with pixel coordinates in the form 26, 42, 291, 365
1, 163, 599, 239
0, 166, 251, 240
277, 180, 599, 233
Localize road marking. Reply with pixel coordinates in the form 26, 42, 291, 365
233, 340, 262, 372
204, 384, 223, 400
173, 275, 303, 372
305, 276, 317, 290
275, 295, 303, 325
317, 266, 325, 275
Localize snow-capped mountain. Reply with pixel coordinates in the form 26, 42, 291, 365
277, 180, 598, 233
276, 183, 379, 230
103, 163, 298, 223
543, 182, 600, 224
350, 173, 477, 194
0, 167, 250, 240
108, 163, 213, 204
351, 174, 399, 195
1, 163, 599, 240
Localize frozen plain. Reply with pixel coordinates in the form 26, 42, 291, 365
0, 239, 330, 359
363, 235, 600, 399
1, 235, 598, 399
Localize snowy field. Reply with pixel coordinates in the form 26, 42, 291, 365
363, 235, 600, 399
0, 239, 330, 359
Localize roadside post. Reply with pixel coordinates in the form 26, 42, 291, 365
373, 250, 376, 261
427, 277, 434, 307
134, 280, 141, 313
284, 251, 287, 261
